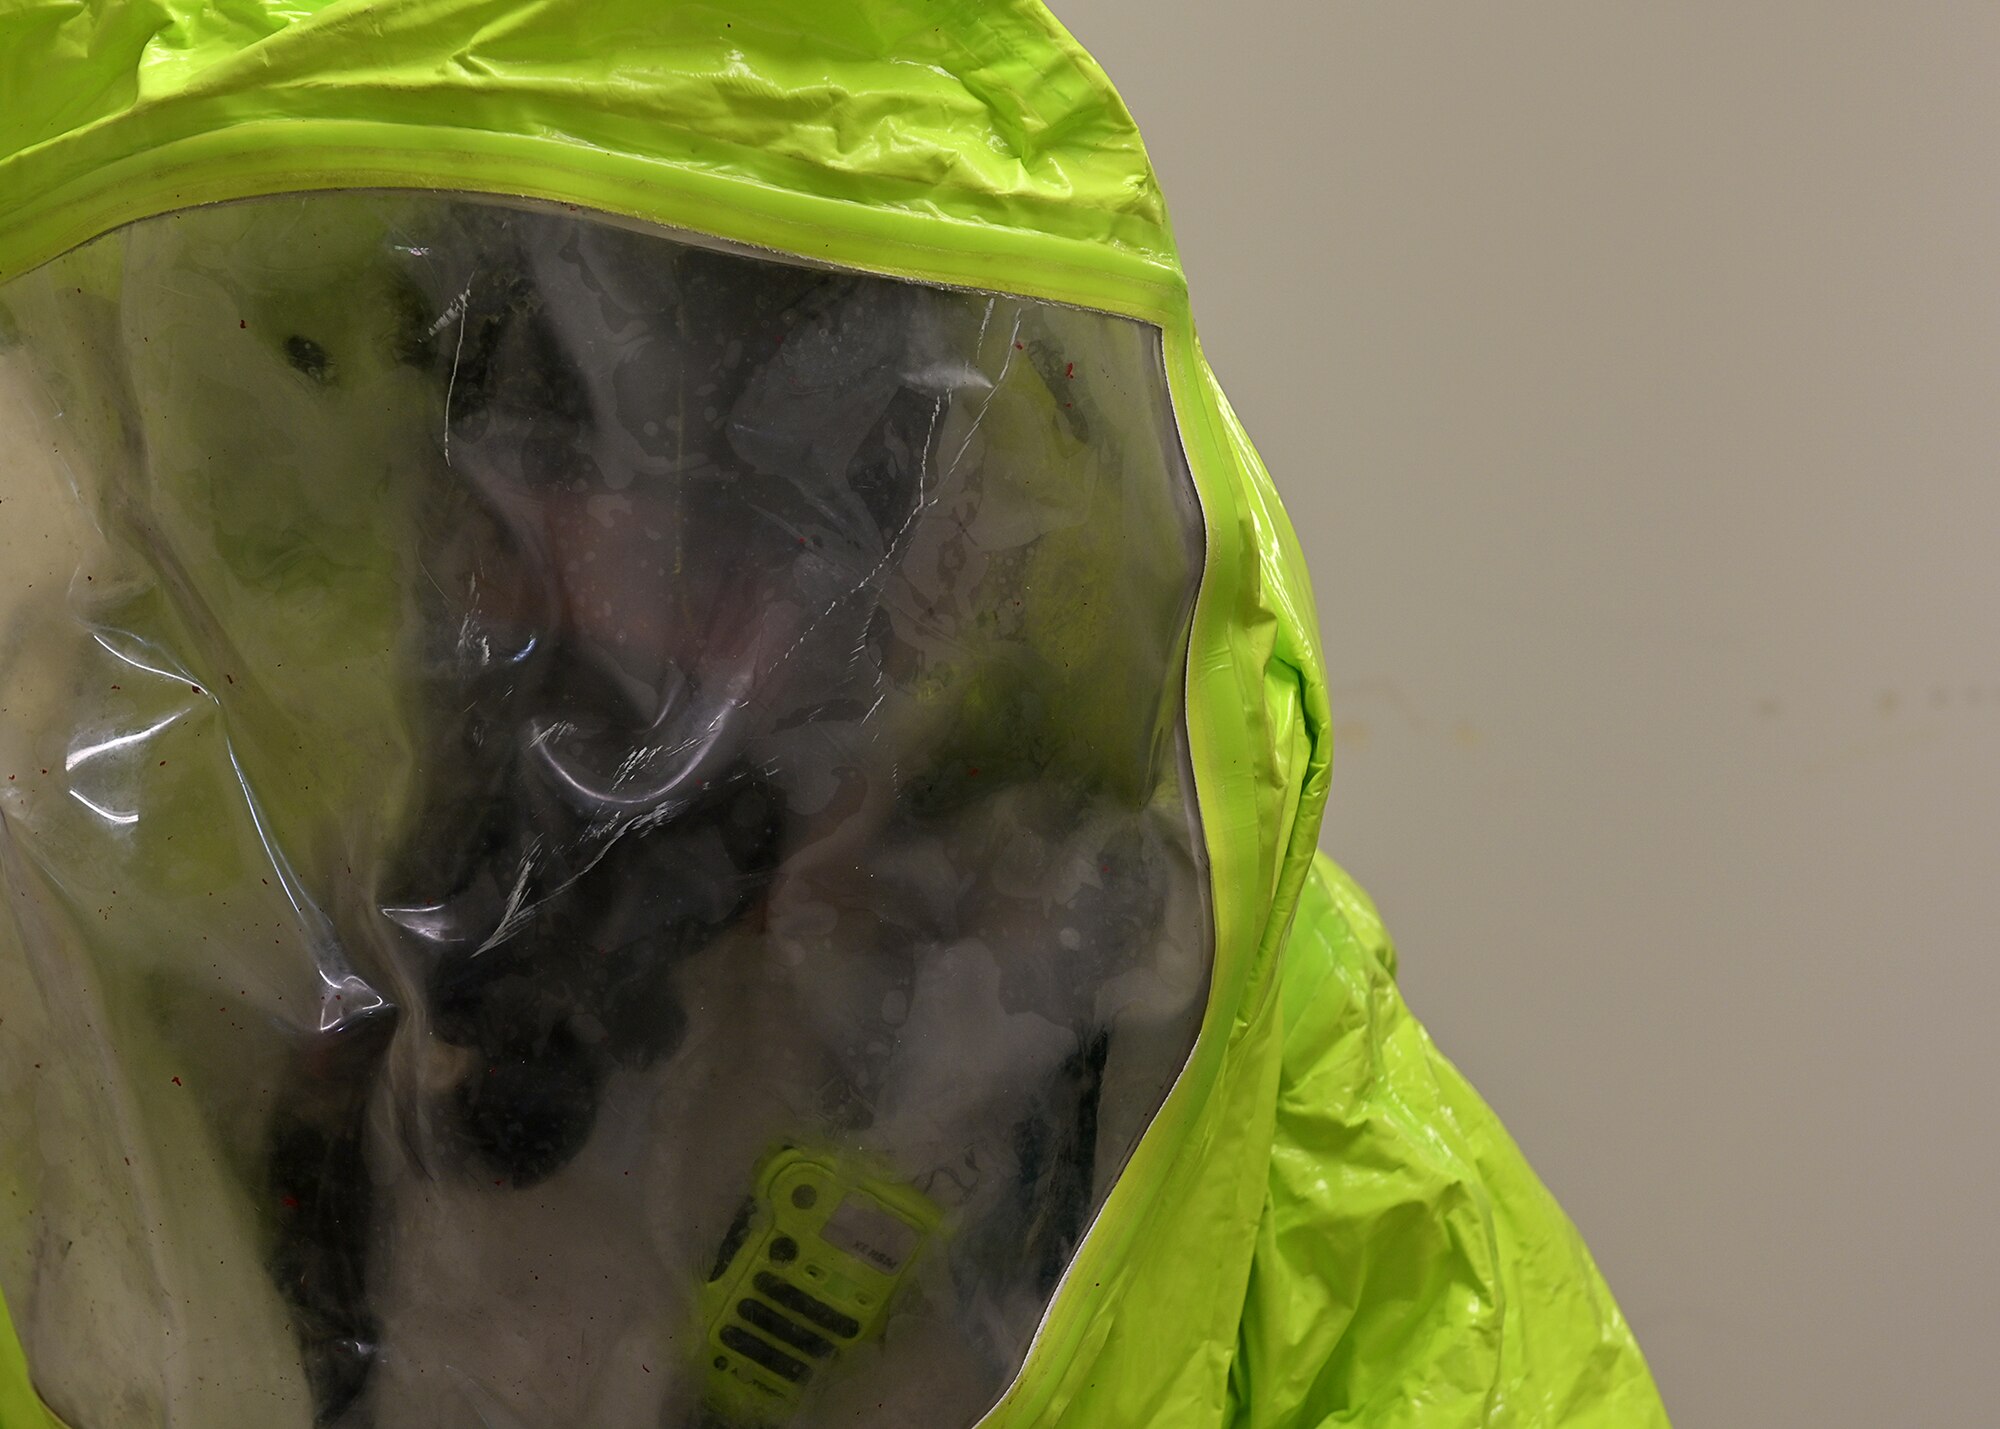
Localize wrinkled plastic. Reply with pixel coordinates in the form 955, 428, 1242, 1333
0, 2, 1672, 1427
0, 0, 1178, 304
0, 193, 1210, 1428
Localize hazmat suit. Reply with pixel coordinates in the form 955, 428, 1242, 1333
0, 4, 1670, 1428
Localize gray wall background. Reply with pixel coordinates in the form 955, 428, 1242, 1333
1054, 3, 1998, 1424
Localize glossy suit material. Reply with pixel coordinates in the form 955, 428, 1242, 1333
0, 3, 1668, 1427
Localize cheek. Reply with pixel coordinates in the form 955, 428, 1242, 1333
540, 492, 755, 664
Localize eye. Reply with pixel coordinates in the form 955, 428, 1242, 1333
284, 333, 333, 383
387, 273, 440, 369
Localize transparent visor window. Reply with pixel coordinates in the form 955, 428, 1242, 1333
0, 193, 1211, 1429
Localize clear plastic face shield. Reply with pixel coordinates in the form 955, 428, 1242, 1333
0, 194, 1211, 1429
